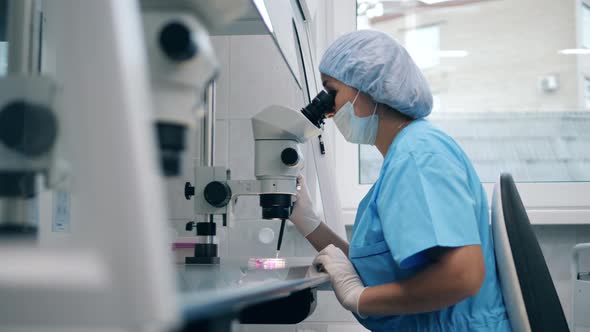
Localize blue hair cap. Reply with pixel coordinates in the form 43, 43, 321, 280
319, 30, 433, 119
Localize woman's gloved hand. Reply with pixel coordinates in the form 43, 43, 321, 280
313, 244, 366, 317
290, 175, 322, 237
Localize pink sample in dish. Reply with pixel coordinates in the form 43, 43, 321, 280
248, 258, 286, 270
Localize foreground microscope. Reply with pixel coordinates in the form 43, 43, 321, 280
184, 91, 336, 264
140, 0, 248, 176
0, 1, 58, 239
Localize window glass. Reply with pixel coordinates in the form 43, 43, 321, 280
0, 42, 7, 75
357, 0, 590, 183
405, 24, 439, 69
583, 3, 590, 48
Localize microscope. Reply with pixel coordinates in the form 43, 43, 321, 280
0, 1, 59, 239
184, 90, 336, 264
0, 77, 57, 238
140, 0, 248, 177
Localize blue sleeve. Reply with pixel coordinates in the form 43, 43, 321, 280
376, 152, 481, 269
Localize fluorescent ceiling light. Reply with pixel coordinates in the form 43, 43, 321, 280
558, 48, 590, 55
438, 50, 469, 57
419, 0, 454, 4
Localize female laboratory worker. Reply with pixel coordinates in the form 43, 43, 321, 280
290, 30, 511, 331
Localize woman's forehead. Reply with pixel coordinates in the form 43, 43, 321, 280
321, 74, 340, 87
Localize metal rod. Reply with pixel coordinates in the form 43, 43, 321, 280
276, 219, 286, 257
195, 235, 216, 245
201, 81, 216, 223
202, 80, 216, 167
6, 0, 39, 75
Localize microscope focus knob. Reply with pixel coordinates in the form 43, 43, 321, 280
204, 181, 231, 208
281, 148, 299, 166
0, 101, 57, 157
185, 182, 195, 200
159, 22, 198, 61
185, 221, 196, 231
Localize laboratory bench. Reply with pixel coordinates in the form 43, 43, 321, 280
176, 257, 329, 332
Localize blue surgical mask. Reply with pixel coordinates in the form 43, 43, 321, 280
333, 91, 379, 145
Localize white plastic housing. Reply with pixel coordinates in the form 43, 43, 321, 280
252, 105, 321, 142
142, 11, 219, 125
255, 140, 302, 180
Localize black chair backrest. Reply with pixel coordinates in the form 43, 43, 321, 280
494, 173, 569, 332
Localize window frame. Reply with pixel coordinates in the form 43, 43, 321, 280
333, 127, 590, 225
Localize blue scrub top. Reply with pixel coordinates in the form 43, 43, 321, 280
349, 119, 512, 332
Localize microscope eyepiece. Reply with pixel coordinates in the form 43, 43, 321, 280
301, 90, 335, 128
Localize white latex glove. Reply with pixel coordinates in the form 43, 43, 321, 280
290, 175, 322, 237
313, 244, 366, 317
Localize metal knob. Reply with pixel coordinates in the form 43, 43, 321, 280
159, 21, 198, 61
185, 221, 196, 231
185, 182, 195, 200
281, 147, 299, 166
0, 101, 57, 156
204, 181, 231, 208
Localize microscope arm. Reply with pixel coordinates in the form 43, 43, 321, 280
226, 180, 261, 197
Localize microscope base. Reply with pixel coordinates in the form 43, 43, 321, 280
185, 256, 220, 264
185, 242, 220, 264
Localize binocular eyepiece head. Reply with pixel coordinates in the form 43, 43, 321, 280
301, 90, 336, 128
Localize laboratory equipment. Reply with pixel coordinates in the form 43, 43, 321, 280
178, 256, 328, 329
0, 1, 58, 238
0, 1, 181, 330
300, 90, 337, 128
248, 257, 287, 270
180, 0, 349, 257
0, 0, 332, 330
0, 0, 250, 330
276, 218, 286, 257
140, 0, 248, 176
184, 104, 322, 264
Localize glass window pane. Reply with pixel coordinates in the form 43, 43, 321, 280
583, 3, 590, 48
0, 42, 7, 75
405, 25, 439, 69
356, 0, 590, 183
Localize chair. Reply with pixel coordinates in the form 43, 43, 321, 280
491, 173, 569, 332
